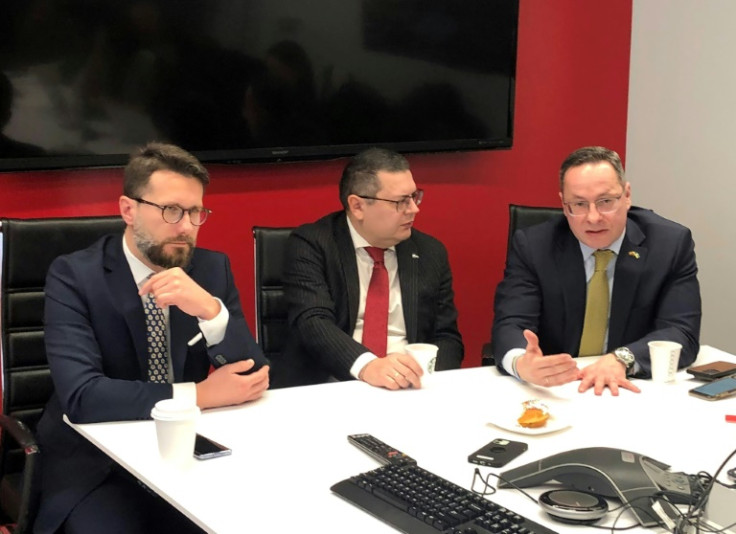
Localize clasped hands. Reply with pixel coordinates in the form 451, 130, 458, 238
516, 329, 640, 396
359, 353, 424, 390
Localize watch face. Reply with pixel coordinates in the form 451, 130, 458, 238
615, 349, 634, 367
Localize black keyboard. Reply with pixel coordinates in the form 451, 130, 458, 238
332, 463, 558, 534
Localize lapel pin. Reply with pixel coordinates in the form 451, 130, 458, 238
628, 251, 640, 259
412, 253, 419, 259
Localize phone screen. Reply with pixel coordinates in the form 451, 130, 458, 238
689, 377, 736, 400
194, 434, 232, 460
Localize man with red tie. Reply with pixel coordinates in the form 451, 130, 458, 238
281, 147, 464, 389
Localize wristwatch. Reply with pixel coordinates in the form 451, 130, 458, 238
613, 347, 636, 375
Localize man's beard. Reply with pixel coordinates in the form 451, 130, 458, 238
133, 221, 195, 269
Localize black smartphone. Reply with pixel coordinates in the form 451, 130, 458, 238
689, 376, 736, 401
194, 433, 232, 460
468, 438, 528, 468
687, 361, 736, 381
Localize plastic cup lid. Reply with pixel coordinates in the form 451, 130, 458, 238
150, 398, 200, 421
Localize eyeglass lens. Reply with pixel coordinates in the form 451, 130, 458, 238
161, 206, 208, 225
567, 197, 619, 216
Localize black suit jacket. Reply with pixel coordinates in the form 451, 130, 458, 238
492, 207, 701, 377
280, 211, 463, 387
35, 235, 266, 534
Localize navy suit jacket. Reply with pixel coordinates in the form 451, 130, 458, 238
280, 211, 463, 387
35, 234, 266, 534
491, 207, 701, 377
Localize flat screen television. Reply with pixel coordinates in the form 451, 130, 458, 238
0, 0, 519, 171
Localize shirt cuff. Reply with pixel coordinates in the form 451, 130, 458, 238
197, 297, 229, 346
351, 352, 378, 379
502, 348, 527, 379
173, 382, 197, 406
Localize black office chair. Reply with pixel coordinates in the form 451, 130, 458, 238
0, 216, 124, 533
252, 226, 294, 389
481, 204, 563, 366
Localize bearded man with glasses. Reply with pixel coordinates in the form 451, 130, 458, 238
281, 147, 464, 389
36, 142, 268, 534
491, 146, 701, 396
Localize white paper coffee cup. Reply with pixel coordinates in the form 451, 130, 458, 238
405, 343, 439, 386
151, 398, 200, 468
648, 341, 682, 383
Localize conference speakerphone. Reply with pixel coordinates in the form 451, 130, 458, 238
499, 447, 704, 527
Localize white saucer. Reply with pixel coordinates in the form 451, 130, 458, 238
488, 412, 572, 435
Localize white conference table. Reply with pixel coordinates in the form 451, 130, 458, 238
67, 346, 736, 533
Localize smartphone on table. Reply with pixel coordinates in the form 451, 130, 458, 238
688, 376, 736, 401
468, 438, 527, 468
194, 434, 232, 460
687, 361, 736, 381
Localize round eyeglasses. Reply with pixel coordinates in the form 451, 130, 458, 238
357, 189, 424, 212
132, 197, 211, 226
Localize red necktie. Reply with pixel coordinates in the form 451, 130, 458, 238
362, 247, 389, 357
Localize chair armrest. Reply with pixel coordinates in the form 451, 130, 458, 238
0, 414, 40, 534
481, 342, 495, 366
0, 415, 38, 453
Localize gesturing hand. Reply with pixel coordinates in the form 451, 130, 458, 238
515, 329, 579, 387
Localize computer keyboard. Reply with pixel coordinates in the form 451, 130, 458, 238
331, 463, 558, 534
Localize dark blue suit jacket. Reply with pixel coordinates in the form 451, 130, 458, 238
280, 211, 463, 387
492, 207, 701, 377
35, 234, 266, 534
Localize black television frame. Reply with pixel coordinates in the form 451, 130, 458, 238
0, 0, 519, 172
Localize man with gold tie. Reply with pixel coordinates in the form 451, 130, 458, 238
282, 147, 464, 389
491, 146, 701, 395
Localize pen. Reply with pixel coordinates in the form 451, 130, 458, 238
187, 332, 203, 346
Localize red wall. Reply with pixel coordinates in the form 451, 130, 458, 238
0, 1, 632, 371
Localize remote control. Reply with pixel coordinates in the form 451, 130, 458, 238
348, 434, 417, 466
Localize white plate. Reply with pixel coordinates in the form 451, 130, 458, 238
488, 411, 571, 435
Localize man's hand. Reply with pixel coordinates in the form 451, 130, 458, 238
359, 353, 423, 390
516, 329, 579, 387
196, 360, 269, 409
577, 353, 641, 396
140, 267, 220, 320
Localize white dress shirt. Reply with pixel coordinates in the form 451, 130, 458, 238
346, 216, 408, 378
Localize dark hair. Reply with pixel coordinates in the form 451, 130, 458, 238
559, 146, 625, 190
123, 142, 210, 198
339, 147, 410, 209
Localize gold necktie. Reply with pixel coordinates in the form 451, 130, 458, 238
578, 249, 615, 356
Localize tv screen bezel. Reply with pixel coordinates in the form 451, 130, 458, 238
0, 0, 518, 172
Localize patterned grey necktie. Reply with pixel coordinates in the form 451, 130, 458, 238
144, 292, 169, 383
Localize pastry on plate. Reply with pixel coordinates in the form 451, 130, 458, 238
517, 399, 550, 428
